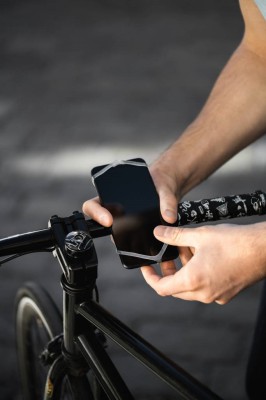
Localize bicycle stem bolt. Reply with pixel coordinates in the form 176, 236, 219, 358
65, 231, 94, 258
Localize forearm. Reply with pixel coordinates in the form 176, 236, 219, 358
158, 41, 266, 198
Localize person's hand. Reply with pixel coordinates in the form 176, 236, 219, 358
149, 155, 181, 224
82, 197, 113, 227
82, 154, 182, 227
141, 223, 266, 304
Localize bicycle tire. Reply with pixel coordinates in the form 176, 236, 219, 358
15, 282, 92, 400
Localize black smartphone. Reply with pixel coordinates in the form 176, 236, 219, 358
91, 158, 178, 269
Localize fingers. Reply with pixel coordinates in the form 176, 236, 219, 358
141, 265, 218, 303
82, 197, 113, 227
154, 226, 196, 247
142, 225, 248, 304
141, 266, 162, 287
141, 266, 175, 296
141, 265, 186, 297
160, 260, 177, 276
157, 187, 178, 224
141, 265, 181, 298
179, 246, 194, 265
140, 226, 196, 297
150, 166, 178, 224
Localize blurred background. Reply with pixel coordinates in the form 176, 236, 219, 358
1, 0, 266, 399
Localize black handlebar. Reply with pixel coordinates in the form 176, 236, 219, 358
0, 229, 54, 257
178, 190, 266, 226
0, 220, 111, 258
0, 190, 265, 258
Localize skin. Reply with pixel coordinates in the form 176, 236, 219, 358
83, 0, 266, 304
142, 223, 266, 305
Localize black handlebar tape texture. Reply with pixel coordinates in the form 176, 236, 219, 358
178, 190, 266, 226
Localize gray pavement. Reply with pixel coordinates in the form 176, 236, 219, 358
0, 1, 266, 399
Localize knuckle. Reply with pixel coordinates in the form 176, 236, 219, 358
172, 227, 184, 242
216, 298, 228, 305
201, 294, 213, 304
184, 274, 215, 303
199, 290, 216, 304
183, 270, 198, 291
196, 226, 209, 235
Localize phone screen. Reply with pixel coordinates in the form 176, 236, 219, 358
91, 159, 178, 268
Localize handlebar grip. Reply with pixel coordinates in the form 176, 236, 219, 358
178, 190, 266, 226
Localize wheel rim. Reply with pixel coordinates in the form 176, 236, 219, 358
17, 296, 56, 399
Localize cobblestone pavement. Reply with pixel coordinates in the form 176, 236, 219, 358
1, 1, 266, 399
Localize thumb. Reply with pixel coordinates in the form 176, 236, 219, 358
158, 188, 178, 224
154, 226, 193, 247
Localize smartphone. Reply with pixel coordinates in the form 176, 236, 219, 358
91, 158, 178, 269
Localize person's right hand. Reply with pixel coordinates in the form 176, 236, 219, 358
141, 222, 266, 304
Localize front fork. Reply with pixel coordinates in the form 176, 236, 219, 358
43, 355, 93, 400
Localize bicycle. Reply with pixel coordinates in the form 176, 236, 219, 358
0, 190, 265, 400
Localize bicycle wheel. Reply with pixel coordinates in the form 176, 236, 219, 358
15, 282, 91, 400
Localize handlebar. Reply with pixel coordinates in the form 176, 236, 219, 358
0, 190, 265, 258
0, 220, 111, 258
178, 190, 266, 226
0, 229, 54, 257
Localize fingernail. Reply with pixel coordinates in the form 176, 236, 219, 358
154, 226, 167, 237
164, 209, 176, 220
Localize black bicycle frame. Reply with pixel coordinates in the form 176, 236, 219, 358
0, 211, 222, 400
1, 191, 264, 399
2, 190, 265, 399
76, 300, 222, 400
41, 212, 222, 400
46, 283, 222, 400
